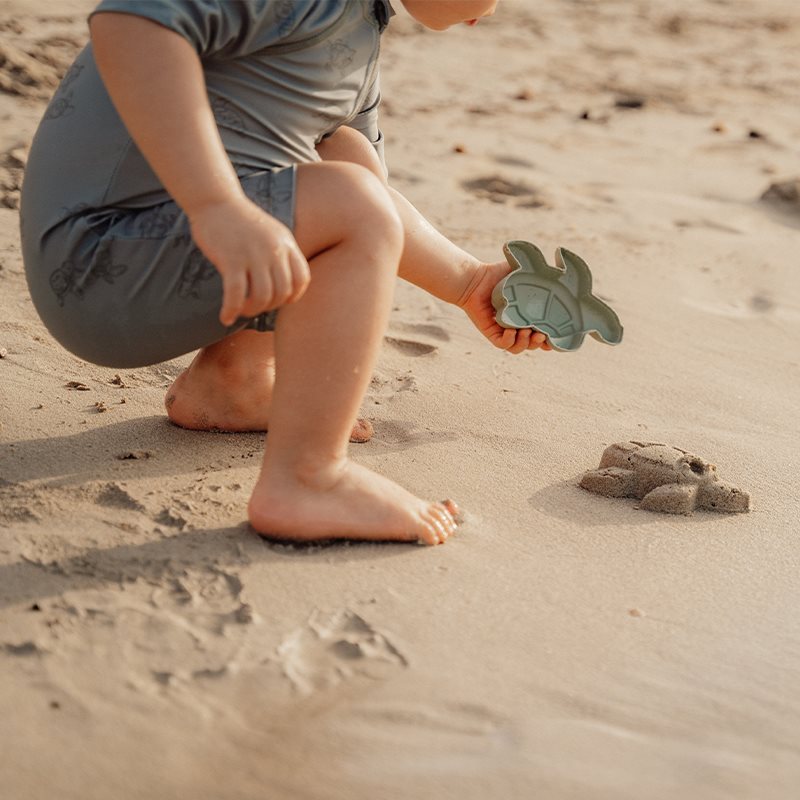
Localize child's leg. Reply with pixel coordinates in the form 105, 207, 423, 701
248, 161, 457, 544
166, 128, 537, 437
164, 328, 374, 442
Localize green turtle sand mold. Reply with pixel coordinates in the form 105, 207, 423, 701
491, 240, 623, 351
580, 441, 751, 515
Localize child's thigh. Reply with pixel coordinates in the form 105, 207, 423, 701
28, 168, 294, 368
316, 127, 386, 182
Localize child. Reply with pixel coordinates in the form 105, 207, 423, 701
21, 0, 550, 546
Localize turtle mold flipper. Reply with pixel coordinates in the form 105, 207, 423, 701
554, 248, 593, 298
639, 484, 699, 515
598, 441, 642, 469
579, 467, 636, 498
583, 295, 624, 345
556, 248, 623, 346
698, 480, 751, 513
504, 240, 556, 276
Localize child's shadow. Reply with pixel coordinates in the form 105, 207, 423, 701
1, 416, 429, 611
1, 415, 459, 486
0, 524, 414, 612
1, 415, 263, 486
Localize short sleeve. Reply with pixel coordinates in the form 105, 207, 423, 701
89, 0, 288, 59
345, 73, 387, 175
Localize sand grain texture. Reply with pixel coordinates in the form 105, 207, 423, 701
1, 1, 799, 798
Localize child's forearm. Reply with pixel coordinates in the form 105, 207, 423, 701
389, 187, 481, 305
89, 12, 244, 217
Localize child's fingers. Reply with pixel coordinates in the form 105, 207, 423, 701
241, 264, 274, 317
497, 327, 517, 350
267, 259, 293, 307
219, 271, 248, 326
507, 327, 533, 354
286, 249, 311, 304
527, 331, 548, 351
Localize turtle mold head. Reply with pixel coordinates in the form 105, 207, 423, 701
678, 455, 716, 484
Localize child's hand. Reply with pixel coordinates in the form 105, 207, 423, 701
189, 196, 310, 327
458, 262, 553, 354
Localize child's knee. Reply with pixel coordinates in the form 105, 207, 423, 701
336, 163, 402, 250
296, 161, 402, 261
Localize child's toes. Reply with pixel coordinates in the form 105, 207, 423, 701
418, 517, 443, 545
440, 499, 461, 523
430, 505, 456, 537
422, 509, 454, 545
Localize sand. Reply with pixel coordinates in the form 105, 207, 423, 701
1, 1, 799, 798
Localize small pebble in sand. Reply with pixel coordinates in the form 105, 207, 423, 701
711, 122, 726, 133
514, 88, 534, 101
93, 401, 108, 413
748, 129, 765, 139
628, 608, 645, 618
0, 347, 7, 358
661, 15, 684, 36
452, 143, 466, 153
760, 178, 800, 207
109, 374, 127, 387
65, 380, 90, 391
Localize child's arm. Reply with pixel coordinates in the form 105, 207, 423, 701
391, 188, 551, 353
89, 13, 309, 326
317, 128, 550, 353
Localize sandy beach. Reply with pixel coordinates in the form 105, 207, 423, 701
1, 0, 799, 797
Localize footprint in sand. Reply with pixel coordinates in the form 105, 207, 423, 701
0, 42, 59, 99
355, 701, 504, 737
673, 218, 743, 235
0, 145, 27, 209
94, 481, 146, 512
369, 368, 418, 400
341, 701, 514, 762
494, 154, 536, 170
384, 336, 437, 357
276, 608, 407, 695
461, 174, 547, 208
759, 178, 800, 230
683, 282, 788, 321
390, 321, 451, 342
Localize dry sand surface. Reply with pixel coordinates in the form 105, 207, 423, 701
2, 1, 800, 798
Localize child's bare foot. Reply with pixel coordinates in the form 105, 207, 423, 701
164, 340, 373, 442
248, 458, 459, 545
165, 351, 276, 431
